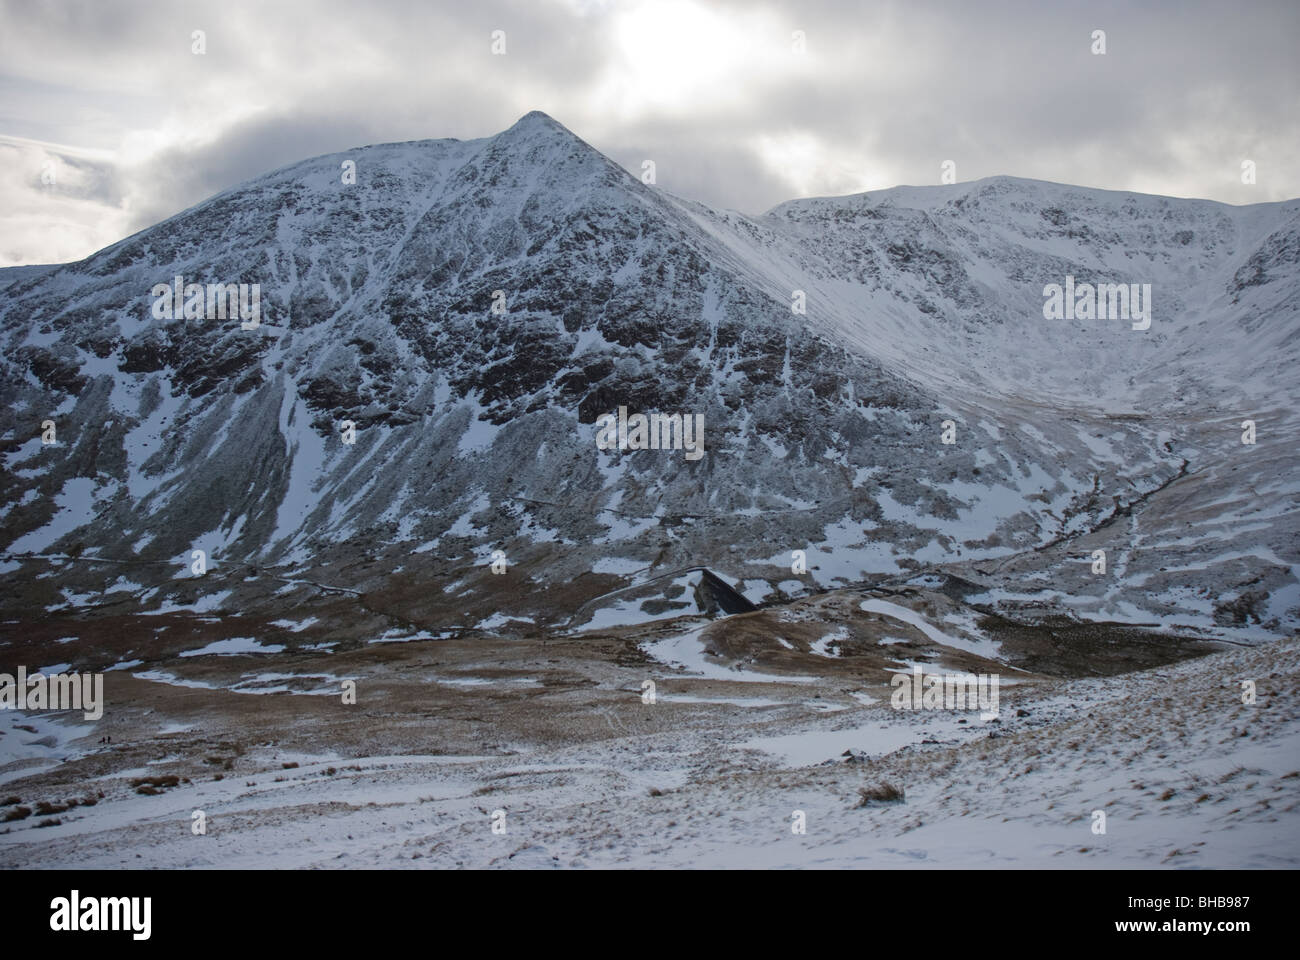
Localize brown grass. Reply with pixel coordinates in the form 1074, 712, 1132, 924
130, 775, 180, 795
856, 782, 905, 806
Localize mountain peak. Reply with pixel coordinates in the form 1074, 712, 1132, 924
498, 110, 574, 141
512, 109, 562, 127
478, 110, 628, 190
485, 110, 599, 160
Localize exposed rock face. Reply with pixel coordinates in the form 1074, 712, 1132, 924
695, 570, 758, 619
1, 112, 1297, 639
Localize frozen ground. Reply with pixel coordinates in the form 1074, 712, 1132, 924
1, 605, 1295, 868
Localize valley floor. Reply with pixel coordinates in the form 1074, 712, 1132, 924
1, 618, 1296, 868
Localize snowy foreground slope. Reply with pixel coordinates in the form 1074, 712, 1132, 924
1, 113, 1298, 868
1, 629, 1296, 869
1, 110, 1297, 638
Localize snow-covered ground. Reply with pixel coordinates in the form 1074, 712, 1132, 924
2, 627, 1295, 868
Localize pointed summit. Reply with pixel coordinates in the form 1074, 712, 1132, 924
508, 109, 565, 131
493, 110, 581, 144
473, 109, 630, 194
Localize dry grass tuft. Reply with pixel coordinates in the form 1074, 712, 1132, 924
856, 782, 905, 807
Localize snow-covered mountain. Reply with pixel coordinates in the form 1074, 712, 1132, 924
2, 111, 1297, 641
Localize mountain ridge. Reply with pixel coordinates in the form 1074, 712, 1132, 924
1, 111, 1297, 646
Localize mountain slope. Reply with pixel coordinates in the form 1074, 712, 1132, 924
1, 112, 1297, 643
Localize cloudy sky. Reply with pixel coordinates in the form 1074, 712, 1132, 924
1, 0, 1296, 266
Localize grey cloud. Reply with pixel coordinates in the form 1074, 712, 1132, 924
0, 0, 1296, 264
